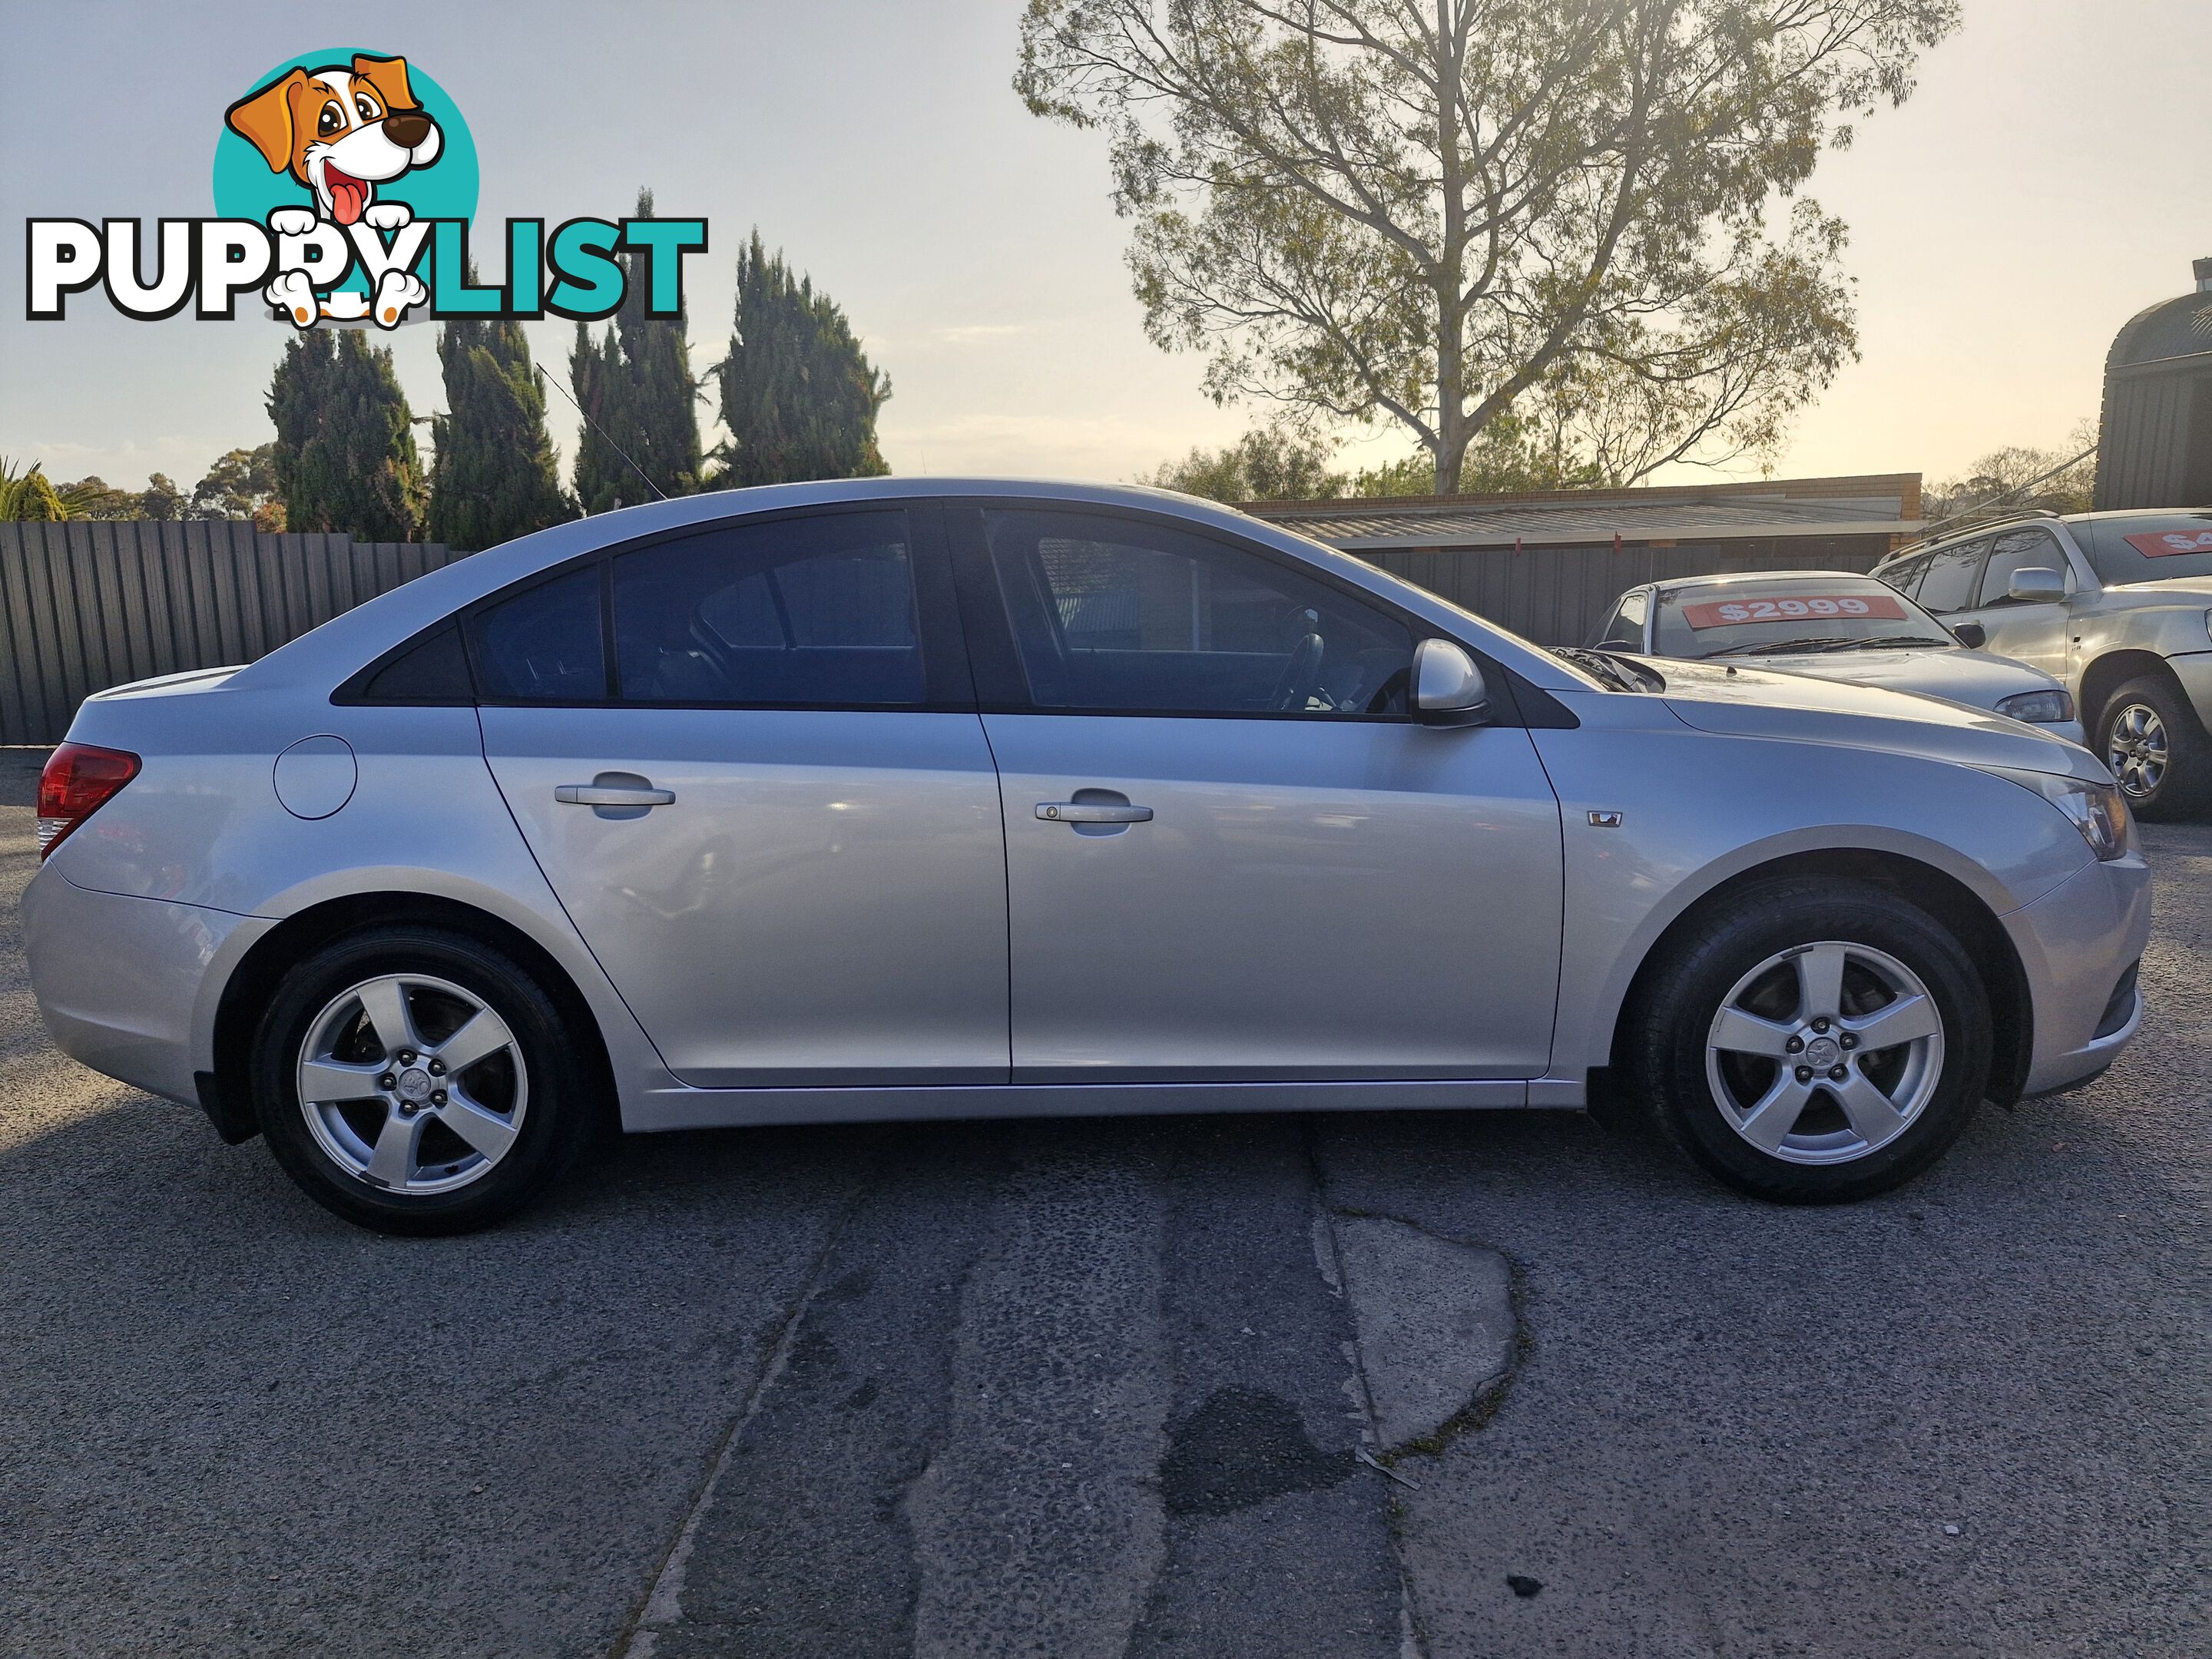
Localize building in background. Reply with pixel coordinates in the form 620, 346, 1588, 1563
1247, 474, 1922, 647
2094, 259, 2212, 511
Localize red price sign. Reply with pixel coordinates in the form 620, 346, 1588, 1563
2124, 528, 2212, 558
1679, 592, 1908, 629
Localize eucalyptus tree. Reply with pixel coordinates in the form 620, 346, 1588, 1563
1018, 0, 1955, 490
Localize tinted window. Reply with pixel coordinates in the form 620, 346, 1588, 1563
472, 567, 605, 701
982, 510, 1412, 716
1876, 551, 1930, 598
1978, 527, 2066, 606
613, 512, 923, 706
355, 625, 472, 703
1912, 538, 1988, 614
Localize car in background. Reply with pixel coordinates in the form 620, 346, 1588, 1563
23, 480, 2147, 1233
1587, 571, 2084, 743
1872, 511, 2212, 816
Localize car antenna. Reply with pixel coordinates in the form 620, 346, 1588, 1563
545, 373, 671, 505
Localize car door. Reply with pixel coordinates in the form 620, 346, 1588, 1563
949, 504, 1563, 1082
1946, 525, 2074, 680
473, 505, 1009, 1088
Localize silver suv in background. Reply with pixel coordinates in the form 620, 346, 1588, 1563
1873, 512, 2212, 815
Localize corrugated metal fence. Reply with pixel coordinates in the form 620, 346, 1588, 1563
1358, 534, 1891, 648
1, 522, 460, 747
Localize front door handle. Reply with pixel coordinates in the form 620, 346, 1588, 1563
557, 783, 675, 807
1037, 801, 1153, 823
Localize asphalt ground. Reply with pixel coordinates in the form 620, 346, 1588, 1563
1, 747, 2204, 1657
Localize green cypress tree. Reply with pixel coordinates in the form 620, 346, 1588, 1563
427, 299, 572, 551
714, 230, 891, 487
616, 189, 703, 495
568, 189, 702, 511
267, 330, 425, 540
568, 319, 633, 514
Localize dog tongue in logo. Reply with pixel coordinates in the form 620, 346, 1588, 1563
325, 165, 368, 225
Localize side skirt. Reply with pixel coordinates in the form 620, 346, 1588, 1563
620, 1076, 1585, 1134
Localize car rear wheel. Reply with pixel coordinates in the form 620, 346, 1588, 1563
1627, 879, 1992, 1203
251, 926, 597, 1234
2098, 674, 2211, 820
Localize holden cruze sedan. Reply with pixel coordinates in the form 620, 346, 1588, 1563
1588, 571, 2084, 743
24, 480, 2150, 1233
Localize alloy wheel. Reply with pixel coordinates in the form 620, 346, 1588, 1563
2106, 702, 2168, 800
295, 973, 529, 1194
1704, 941, 1945, 1166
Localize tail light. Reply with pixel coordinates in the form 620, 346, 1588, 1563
37, 743, 141, 859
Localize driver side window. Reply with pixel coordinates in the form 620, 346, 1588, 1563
980, 509, 1412, 717
611, 512, 923, 706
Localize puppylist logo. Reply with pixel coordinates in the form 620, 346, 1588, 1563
25, 49, 704, 329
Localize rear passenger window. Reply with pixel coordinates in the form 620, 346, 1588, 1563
471, 567, 606, 702
1912, 538, 1988, 614
612, 512, 923, 706
1875, 552, 1929, 598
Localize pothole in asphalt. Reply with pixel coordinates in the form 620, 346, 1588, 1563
1159, 1386, 1358, 1515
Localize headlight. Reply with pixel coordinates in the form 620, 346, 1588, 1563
1988, 768, 2132, 860
1995, 689, 2075, 724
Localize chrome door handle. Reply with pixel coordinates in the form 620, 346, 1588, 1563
1037, 801, 1153, 823
557, 784, 675, 806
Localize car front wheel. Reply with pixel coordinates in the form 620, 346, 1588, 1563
250, 926, 597, 1234
1628, 879, 1992, 1203
2099, 674, 2210, 820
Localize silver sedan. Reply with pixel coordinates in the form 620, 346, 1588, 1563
23, 481, 2150, 1232
1588, 571, 2085, 742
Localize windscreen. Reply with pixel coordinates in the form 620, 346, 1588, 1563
2082, 515, 2212, 585
1651, 576, 1955, 659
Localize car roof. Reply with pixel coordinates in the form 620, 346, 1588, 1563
1651, 569, 1889, 598
1886, 507, 2212, 564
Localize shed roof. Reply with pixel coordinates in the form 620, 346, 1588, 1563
1243, 472, 1922, 551
2106, 286, 2212, 373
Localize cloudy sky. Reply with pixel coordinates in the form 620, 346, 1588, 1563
2, 0, 2206, 498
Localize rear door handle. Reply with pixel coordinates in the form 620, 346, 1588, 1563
1037, 801, 1153, 823
557, 783, 675, 806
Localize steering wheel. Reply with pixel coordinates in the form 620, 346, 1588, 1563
1270, 631, 1326, 710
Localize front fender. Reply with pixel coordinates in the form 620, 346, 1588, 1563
1531, 714, 2093, 1081
2076, 599, 2212, 676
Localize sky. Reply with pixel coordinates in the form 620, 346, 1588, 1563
2, 0, 2207, 499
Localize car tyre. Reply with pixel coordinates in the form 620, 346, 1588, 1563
2098, 674, 2212, 820
251, 926, 598, 1235
1626, 879, 1992, 1204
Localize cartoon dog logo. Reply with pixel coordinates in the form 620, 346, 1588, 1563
224, 53, 439, 328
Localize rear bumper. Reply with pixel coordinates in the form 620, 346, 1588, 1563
2003, 849, 2153, 1098
22, 868, 269, 1109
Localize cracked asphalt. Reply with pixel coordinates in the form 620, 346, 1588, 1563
1, 747, 2204, 1657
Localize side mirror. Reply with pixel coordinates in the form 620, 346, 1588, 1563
2007, 566, 2065, 604
1414, 638, 1490, 727
1952, 621, 1987, 649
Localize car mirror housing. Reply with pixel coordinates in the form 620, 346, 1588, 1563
1952, 621, 1987, 648
1414, 638, 1491, 727
2007, 567, 2066, 604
